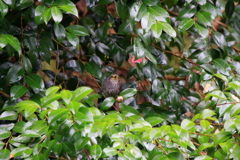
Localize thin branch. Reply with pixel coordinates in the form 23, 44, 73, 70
0, 91, 10, 98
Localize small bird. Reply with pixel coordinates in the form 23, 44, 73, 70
102, 74, 122, 98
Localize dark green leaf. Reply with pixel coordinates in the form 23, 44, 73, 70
0, 111, 17, 120
2, 34, 21, 55
26, 73, 44, 89
91, 4, 107, 16
177, 4, 196, 20
178, 18, 194, 32
54, 23, 66, 42
5, 65, 23, 84
0, 0, 8, 18
225, 0, 234, 19
115, 0, 129, 20
66, 25, 89, 36
213, 59, 231, 76
10, 85, 27, 99
21, 55, 32, 74
196, 11, 212, 26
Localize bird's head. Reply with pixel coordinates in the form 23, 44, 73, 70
109, 74, 119, 84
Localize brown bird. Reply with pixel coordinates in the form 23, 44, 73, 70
102, 74, 122, 98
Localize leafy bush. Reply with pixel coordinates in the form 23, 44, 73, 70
1, 0, 240, 159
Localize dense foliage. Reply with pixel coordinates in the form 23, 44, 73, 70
0, 0, 240, 159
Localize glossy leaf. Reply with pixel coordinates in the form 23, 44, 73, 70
48, 108, 69, 124
51, 6, 63, 24
101, 97, 115, 110
178, 18, 194, 32
0, 0, 8, 18
72, 87, 93, 101
90, 144, 102, 159
66, 25, 89, 36
59, 5, 78, 17
10, 85, 27, 99
196, 11, 212, 26
26, 73, 44, 89
1, 34, 21, 55
213, 59, 231, 76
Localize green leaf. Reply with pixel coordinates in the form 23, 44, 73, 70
0, 111, 17, 120
11, 147, 32, 157
196, 0, 206, 5
115, 0, 129, 20
42, 7, 51, 24
32, 153, 46, 160
224, 119, 235, 132
101, 97, 115, 110
72, 86, 93, 101
141, 11, 155, 31
157, 21, 176, 37
178, 18, 194, 32
225, 0, 234, 19
41, 94, 61, 107
91, 4, 107, 16
144, 48, 157, 64
195, 22, 208, 38
21, 55, 32, 74
5, 65, 23, 84
198, 143, 213, 153
61, 90, 72, 105
143, 0, 159, 6
150, 128, 161, 139
200, 120, 210, 131
54, 23, 66, 43
196, 11, 212, 26
0, 149, 10, 160
66, 25, 89, 36
75, 137, 90, 150
59, 5, 78, 17
145, 117, 163, 126
48, 108, 69, 124
96, 22, 109, 41
126, 144, 142, 158
90, 144, 102, 159
129, 2, 141, 18
181, 119, 195, 130
15, 101, 38, 117
214, 130, 231, 145
0, 128, 11, 140
151, 22, 162, 38
212, 32, 227, 49
0, 0, 8, 18
228, 81, 240, 96
22, 130, 40, 137
46, 86, 60, 96
51, 6, 63, 24
118, 21, 133, 34
26, 73, 44, 89
119, 88, 137, 99
35, 5, 45, 25
103, 147, 118, 157
1, 34, 21, 55
213, 74, 228, 82
66, 32, 79, 48
213, 59, 231, 76
177, 4, 196, 20
148, 6, 169, 21
10, 85, 27, 99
